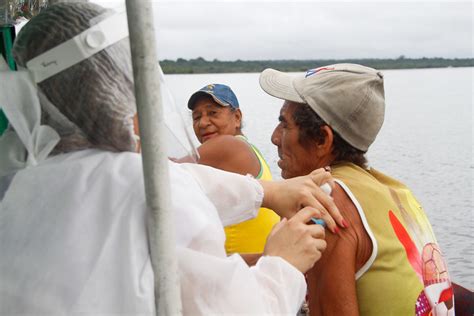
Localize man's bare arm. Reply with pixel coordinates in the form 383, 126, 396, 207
307, 183, 372, 315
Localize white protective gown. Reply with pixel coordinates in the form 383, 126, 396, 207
0, 149, 306, 315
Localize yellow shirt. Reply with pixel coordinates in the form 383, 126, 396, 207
332, 163, 454, 315
224, 136, 280, 254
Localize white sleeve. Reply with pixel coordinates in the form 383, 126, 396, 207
178, 162, 263, 226
178, 247, 306, 315
173, 161, 307, 314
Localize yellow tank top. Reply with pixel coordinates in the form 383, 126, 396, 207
332, 163, 454, 315
223, 136, 280, 254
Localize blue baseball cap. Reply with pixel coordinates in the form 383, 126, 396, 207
187, 84, 239, 110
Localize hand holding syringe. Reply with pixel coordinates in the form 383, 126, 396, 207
310, 183, 332, 228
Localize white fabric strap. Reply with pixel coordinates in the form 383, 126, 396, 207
0, 69, 60, 177
26, 10, 129, 83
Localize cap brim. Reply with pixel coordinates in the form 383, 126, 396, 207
187, 91, 230, 110
259, 68, 304, 104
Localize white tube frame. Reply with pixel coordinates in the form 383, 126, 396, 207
125, 1, 182, 315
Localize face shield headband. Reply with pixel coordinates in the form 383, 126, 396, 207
26, 9, 129, 83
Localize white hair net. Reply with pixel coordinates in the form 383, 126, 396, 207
0, 2, 197, 179
12, 2, 137, 154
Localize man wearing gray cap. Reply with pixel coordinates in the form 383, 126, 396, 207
259, 64, 454, 315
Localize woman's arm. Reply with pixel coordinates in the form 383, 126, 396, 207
180, 162, 344, 229
178, 206, 328, 315
259, 169, 345, 233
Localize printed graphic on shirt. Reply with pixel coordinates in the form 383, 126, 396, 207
388, 188, 454, 316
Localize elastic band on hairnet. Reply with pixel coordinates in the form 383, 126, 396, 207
26, 10, 128, 83
0, 59, 60, 177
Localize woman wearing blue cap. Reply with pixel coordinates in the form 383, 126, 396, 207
187, 84, 280, 255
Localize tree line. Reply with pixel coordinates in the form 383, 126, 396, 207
160, 57, 473, 74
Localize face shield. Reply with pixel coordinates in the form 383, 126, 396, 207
0, 2, 198, 179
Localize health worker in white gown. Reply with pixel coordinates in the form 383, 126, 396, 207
0, 3, 342, 316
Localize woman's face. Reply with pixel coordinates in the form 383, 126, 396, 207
191, 96, 242, 144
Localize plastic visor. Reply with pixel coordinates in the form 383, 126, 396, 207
3, 7, 198, 165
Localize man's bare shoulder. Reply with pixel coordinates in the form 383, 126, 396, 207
329, 183, 373, 269
305, 183, 371, 315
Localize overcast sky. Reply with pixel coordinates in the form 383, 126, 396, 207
92, 0, 473, 61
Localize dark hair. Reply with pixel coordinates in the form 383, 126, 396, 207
292, 103, 368, 168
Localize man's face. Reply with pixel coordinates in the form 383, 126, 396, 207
192, 96, 241, 144
271, 101, 322, 179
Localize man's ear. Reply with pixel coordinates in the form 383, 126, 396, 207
318, 125, 334, 155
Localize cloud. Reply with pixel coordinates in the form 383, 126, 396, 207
92, 0, 473, 60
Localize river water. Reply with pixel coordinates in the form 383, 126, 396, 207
165, 67, 473, 289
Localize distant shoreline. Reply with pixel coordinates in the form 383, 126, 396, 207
161, 57, 474, 74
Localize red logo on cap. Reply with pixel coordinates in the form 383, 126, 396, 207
305, 67, 336, 78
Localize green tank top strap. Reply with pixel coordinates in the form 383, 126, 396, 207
234, 135, 271, 180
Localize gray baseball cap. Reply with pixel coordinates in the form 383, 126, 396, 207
259, 63, 385, 152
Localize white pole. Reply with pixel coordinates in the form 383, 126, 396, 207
125, 1, 182, 315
